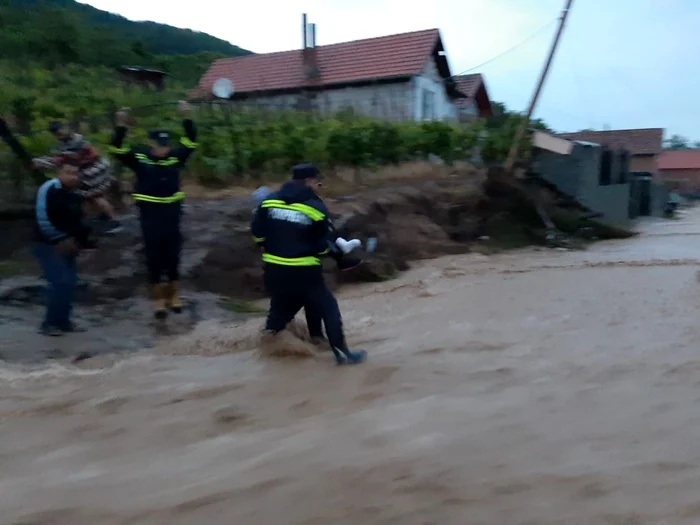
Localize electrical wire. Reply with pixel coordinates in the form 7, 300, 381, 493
449, 17, 560, 79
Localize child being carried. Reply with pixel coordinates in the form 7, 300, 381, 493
33, 121, 122, 234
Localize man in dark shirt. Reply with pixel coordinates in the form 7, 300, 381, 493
33, 163, 95, 336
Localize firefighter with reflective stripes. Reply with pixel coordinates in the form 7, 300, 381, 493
251, 164, 367, 365
108, 101, 197, 319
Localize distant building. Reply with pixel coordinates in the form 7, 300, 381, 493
452, 74, 493, 122
531, 130, 668, 223
657, 150, 700, 194
557, 128, 663, 174
193, 15, 492, 122
117, 66, 169, 91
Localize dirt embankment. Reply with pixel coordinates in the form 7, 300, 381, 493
0, 168, 634, 306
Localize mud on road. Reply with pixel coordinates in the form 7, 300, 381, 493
1, 207, 700, 524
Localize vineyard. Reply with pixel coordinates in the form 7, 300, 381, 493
0, 61, 545, 205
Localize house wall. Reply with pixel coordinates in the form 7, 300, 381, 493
658, 168, 700, 193
457, 100, 479, 123
411, 60, 458, 122
630, 154, 657, 173
233, 82, 414, 121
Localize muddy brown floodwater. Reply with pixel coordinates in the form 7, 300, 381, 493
4, 209, 700, 525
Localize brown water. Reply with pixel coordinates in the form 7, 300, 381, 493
3, 210, 700, 524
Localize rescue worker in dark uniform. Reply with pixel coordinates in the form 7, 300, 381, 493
251, 164, 367, 365
108, 101, 197, 319
251, 185, 361, 346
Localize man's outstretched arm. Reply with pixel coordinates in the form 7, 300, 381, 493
172, 101, 198, 166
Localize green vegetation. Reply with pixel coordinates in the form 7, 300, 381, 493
0, 0, 550, 194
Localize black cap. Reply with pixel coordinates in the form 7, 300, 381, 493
291, 163, 320, 181
148, 129, 170, 146
48, 121, 65, 134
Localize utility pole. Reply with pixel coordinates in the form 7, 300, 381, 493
504, 0, 575, 172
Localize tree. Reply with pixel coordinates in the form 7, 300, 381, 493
663, 134, 689, 150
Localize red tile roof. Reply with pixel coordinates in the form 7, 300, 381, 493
658, 150, 700, 170
453, 74, 483, 99
194, 28, 442, 97
557, 129, 663, 156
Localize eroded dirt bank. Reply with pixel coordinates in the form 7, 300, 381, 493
1, 209, 700, 524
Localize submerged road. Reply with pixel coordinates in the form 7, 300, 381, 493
2, 209, 700, 524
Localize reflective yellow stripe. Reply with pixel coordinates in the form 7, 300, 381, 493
318, 248, 329, 255
180, 137, 198, 149
132, 191, 185, 203
260, 199, 325, 221
108, 145, 131, 155
262, 253, 321, 266
252, 236, 265, 243
134, 153, 179, 166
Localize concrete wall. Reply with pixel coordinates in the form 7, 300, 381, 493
578, 183, 631, 225
534, 142, 632, 225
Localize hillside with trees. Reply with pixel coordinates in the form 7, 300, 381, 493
0, 0, 251, 68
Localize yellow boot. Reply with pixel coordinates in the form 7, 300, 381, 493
165, 281, 183, 313
151, 283, 168, 320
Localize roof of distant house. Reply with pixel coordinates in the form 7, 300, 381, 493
194, 28, 455, 97
453, 74, 482, 98
658, 150, 700, 170
452, 73, 487, 107
557, 128, 663, 156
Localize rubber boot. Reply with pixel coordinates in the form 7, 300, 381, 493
151, 283, 168, 320
334, 348, 368, 366
165, 281, 183, 313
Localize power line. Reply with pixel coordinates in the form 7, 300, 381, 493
449, 17, 559, 79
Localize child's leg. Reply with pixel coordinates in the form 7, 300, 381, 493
93, 196, 116, 220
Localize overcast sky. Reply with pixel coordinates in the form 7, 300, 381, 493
81, 0, 699, 140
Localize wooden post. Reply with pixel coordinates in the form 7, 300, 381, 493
504, 0, 574, 172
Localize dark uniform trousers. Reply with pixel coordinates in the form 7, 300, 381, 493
264, 264, 346, 350
139, 203, 182, 284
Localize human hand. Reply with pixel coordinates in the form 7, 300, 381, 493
55, 238, 79, 256
115, 108, 131, 126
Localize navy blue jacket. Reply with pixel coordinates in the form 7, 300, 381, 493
108, 119, 197, 213
251, 181, 340, 267
34, 178, 92, 246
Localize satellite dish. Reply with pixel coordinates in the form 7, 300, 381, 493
212, 78, 234, 99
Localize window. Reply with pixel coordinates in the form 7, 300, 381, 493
421, 89, 435, 120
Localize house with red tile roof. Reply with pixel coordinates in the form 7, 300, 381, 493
452, 74, 493, 121
557, 128, 663, 174
657, 150, 700, 193
193, 17, 484, 122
